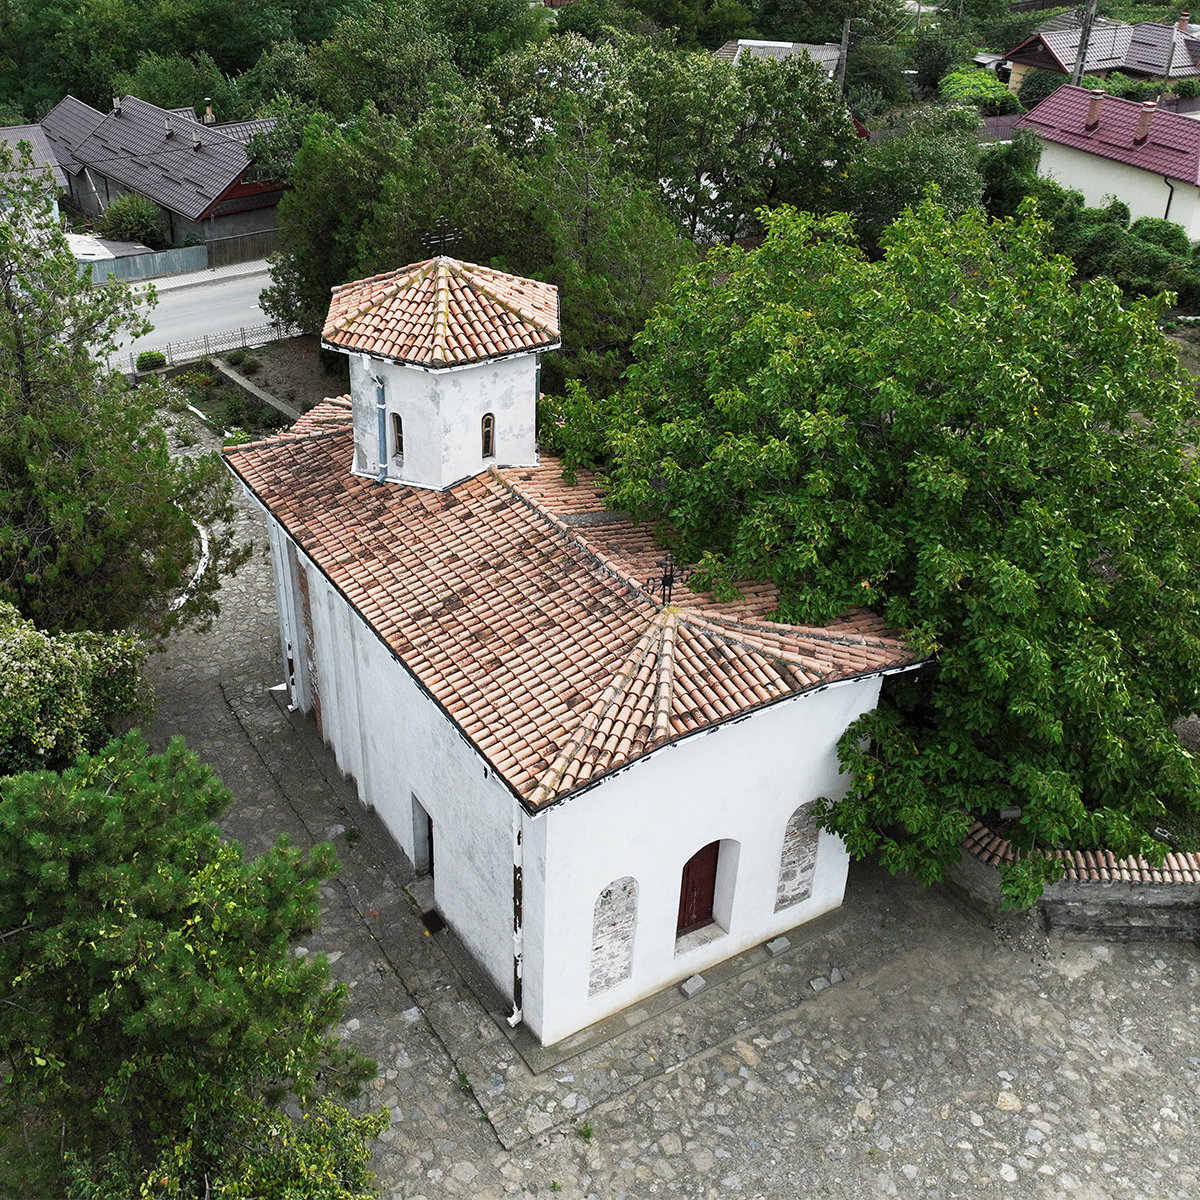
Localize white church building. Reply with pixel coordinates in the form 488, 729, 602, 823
224, 256, 918, 1046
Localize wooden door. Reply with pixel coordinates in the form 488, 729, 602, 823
677, 841, 720, 935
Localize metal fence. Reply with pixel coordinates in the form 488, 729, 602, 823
86, 245, 209, 283
116, 320, 300, 373
207, 228, 280, 268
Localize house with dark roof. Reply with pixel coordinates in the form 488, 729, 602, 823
1006, 14, 1200, 95
1016, 85, 1200, 239
223, 256, 920, 1045
39, 94, 282, 246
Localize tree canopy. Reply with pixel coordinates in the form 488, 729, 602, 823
0, 733, 380, 1194
0, 145, 247, 636
594, 199, 1200, 905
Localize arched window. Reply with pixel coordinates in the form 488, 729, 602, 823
589, 876, 637, 996
391, 412, 404, 457
775, 804, 820, 911
481, 413, 495, 458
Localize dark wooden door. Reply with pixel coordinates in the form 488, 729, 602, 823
677, 841, 720, 935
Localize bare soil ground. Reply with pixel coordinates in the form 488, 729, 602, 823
247, 335, 350, 412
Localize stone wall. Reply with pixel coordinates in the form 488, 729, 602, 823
589, 877, 638, 997
946, 823, 1200, 942
775, 804, 819, 911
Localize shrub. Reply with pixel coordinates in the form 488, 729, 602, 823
97, 193, 166, 251
1174, 77, 1200, 99
0, 602, 147, 774
239, 354, 262, 375
1018, 69, 1106, 109
225, 348, 247, 366
938, 67, 1024, 115
135, 349, 166, 371
1129, 216, 1191, 257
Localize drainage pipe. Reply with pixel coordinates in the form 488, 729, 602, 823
508, 806, 524, 1027
374, 377, 388, 483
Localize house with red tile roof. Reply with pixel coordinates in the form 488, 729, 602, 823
224, 257, 920, 1045
1016, 85, 1200, 240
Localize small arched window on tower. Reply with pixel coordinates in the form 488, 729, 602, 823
481, 413, 495, 459
391, 412, 404, 458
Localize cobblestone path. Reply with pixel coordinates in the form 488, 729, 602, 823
142, 455, 1200, 1200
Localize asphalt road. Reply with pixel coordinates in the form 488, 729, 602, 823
116, 268, 271, 363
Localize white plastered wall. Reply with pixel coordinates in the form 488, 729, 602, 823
346, 351, 539, 490
521, 674, 885, 1047
1038, 141, 1200, 239
270, 519, 517, 999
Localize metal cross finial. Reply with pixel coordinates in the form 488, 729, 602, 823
421, 216, 460, 257
646, 553, 692, 606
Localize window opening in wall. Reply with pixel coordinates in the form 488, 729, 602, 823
676, 841, 719, 936
481, 412, 495, 458
391, 412, 404, 457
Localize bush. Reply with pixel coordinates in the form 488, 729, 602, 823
239, 354, 262, 375
1129, 216, 1192, 257
135, 349, 166, 371
1174, 77, 1200, 99
938, 67, 1024, 115
0, 601, 147, 774
96, 193, 166, 251
225, 348, 247, 366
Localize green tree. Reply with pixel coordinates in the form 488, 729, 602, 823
848, 105, 983, 247
938, 66, 1023, 115
111, 50, 243, 121
0, 601, 145, 774
309, 0, 462, 121
755, 0, 903, 45
601, 200, 1200, 906
0, 733, 379, 1192
630, 46, 859, 240
528, 115, 696, 395
0, 144, 248, 635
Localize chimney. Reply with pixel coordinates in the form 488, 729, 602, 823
192, 129, 202, 150
1134, 100, 1156, 143
203, 97, 216, 126
1085, 88, 1105, 131
1179, 11, 1190, 31
112, 97, 121, 115
164, 117, 174, 137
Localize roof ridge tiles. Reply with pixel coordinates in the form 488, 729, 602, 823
527, 609, 670, 805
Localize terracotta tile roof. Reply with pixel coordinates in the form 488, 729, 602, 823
225, 414, 917, 808
321, 257, 561, 368
1015, 84, 1200, 185
964, 822, 1200, 884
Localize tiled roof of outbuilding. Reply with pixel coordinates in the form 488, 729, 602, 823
1015, 84, 1200, 184
322, 257, 561, 368
965, 822, 1200, 884
225, 411, 917, 808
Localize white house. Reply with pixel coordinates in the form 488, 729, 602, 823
224, 256, 919, 1046
1016, 85, 1200, 239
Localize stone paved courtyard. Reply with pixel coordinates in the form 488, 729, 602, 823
141, 451, 1200, 1200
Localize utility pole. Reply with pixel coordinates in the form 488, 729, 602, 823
1071, 0, 1099, 86
1157, 17, 1180, 105
837, 16, 851, 93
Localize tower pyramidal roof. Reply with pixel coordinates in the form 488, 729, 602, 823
321, 256, 561, 368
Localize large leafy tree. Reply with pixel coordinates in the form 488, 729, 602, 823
631, 46, 859, 241
0, 145, 247, 636
600, 199, 1200, 905
0, 733, 379, 1193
